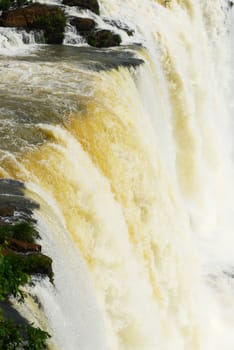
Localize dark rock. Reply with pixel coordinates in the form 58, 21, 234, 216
87, 29, 121, 48
62, 0, 99, 14
0, 179, 25, 197
0, 300, 28, 325
103, 19, 134, 36
70, 17, 96, 33
23, 253, 53, 282
8, 238, 41, 253
1, 249, 53, 282
0, 195, 38, 216
0, 4, 66, 44
0, 207, 15, 217
0, 4, 54, 27
46, 31, 64, 45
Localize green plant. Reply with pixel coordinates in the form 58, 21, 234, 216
32, 12, 66, 44
34, 13, 66, 33
12, 221, 39, 243
0, 221, 39, 245
16, 0, 28, 5
0, 0, 29, 10
0, 320, 22, 350
0, 0, 12, 11
0, 321, 50, 350
0, 225, 11, 244
0, 252, 30, 302
25, 325, 50, 350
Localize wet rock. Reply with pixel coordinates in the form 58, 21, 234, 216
0, 4, 54, 27
0, 300, 28, 325
0, 179, 25, 197
70, 17, 96, 33
23, 253, 53, 281
1, 250, 53, 282
0, 4, 66, 44
62, 0, 99, 14
103, 19, 134, 36
8, 238, 41, 253
0, 195, 38, 217
0, 207, 15, 217
87, 29, 121, 48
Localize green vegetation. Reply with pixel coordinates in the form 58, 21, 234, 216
0, 0, 11, 11
0, 252, 29, 302
33, 12, 66, 44
0, 221, 39, 245
0, 0, 29, 11
0, 320, 50, 350
87, 30, 121, 48
9, 253, 53, 282
0, 251, 51, 349
33, 13, 66, 33
0, 218, 52, 349
62, 0, 99, 14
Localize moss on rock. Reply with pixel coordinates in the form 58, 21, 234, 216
87, 29, 121, 48
0, 4, 66, 44
62, 0, 99, 14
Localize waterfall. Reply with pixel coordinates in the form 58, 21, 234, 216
0, 27, 44, 55
0, 0, 234, 349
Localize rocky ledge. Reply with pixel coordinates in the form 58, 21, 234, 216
0, 0, 130, 47
0, 3, 66, 44
62, 0, 99, 14
0, 211, 53, 281
0, 179, 52, 349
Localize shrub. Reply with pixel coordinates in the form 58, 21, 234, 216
0, 253, 30, 302
16, 0, 28, 6
87, 30, 121, 48
12, 221, 39, 243
0, 0, 29, 10
33, 12, 66, 44
0, 0, 12, 11
0, 221, 39, 245
0, 320, 50, 350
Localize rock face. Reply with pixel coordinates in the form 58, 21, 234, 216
8, 238, 41, 253
104, 19, 134, 36
0, 4, 66, 44
0, 206, 15, 217
0, 1, 123, 47
87, 29, 121, 48
69, 18, 122, 47
70, 17, 96, 33
1, 250, 53, 281
62, 0, 99, 14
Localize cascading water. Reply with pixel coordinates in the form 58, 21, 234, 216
0, 27, 43, 55
0, 0, 234, 349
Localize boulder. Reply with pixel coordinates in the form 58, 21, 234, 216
103, 19, 134, 36
8, 238, 41, 253
0, 4, 66, 44
0, 4, 58, 27
1, 249, 53, 282
22, 253, 53, 281
0, 207, 15, 217
87, 29, 121, 48
70, 17, 96, 33
62, 0, 99, 14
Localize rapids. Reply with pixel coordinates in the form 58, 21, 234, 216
0, 0, 234, 349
